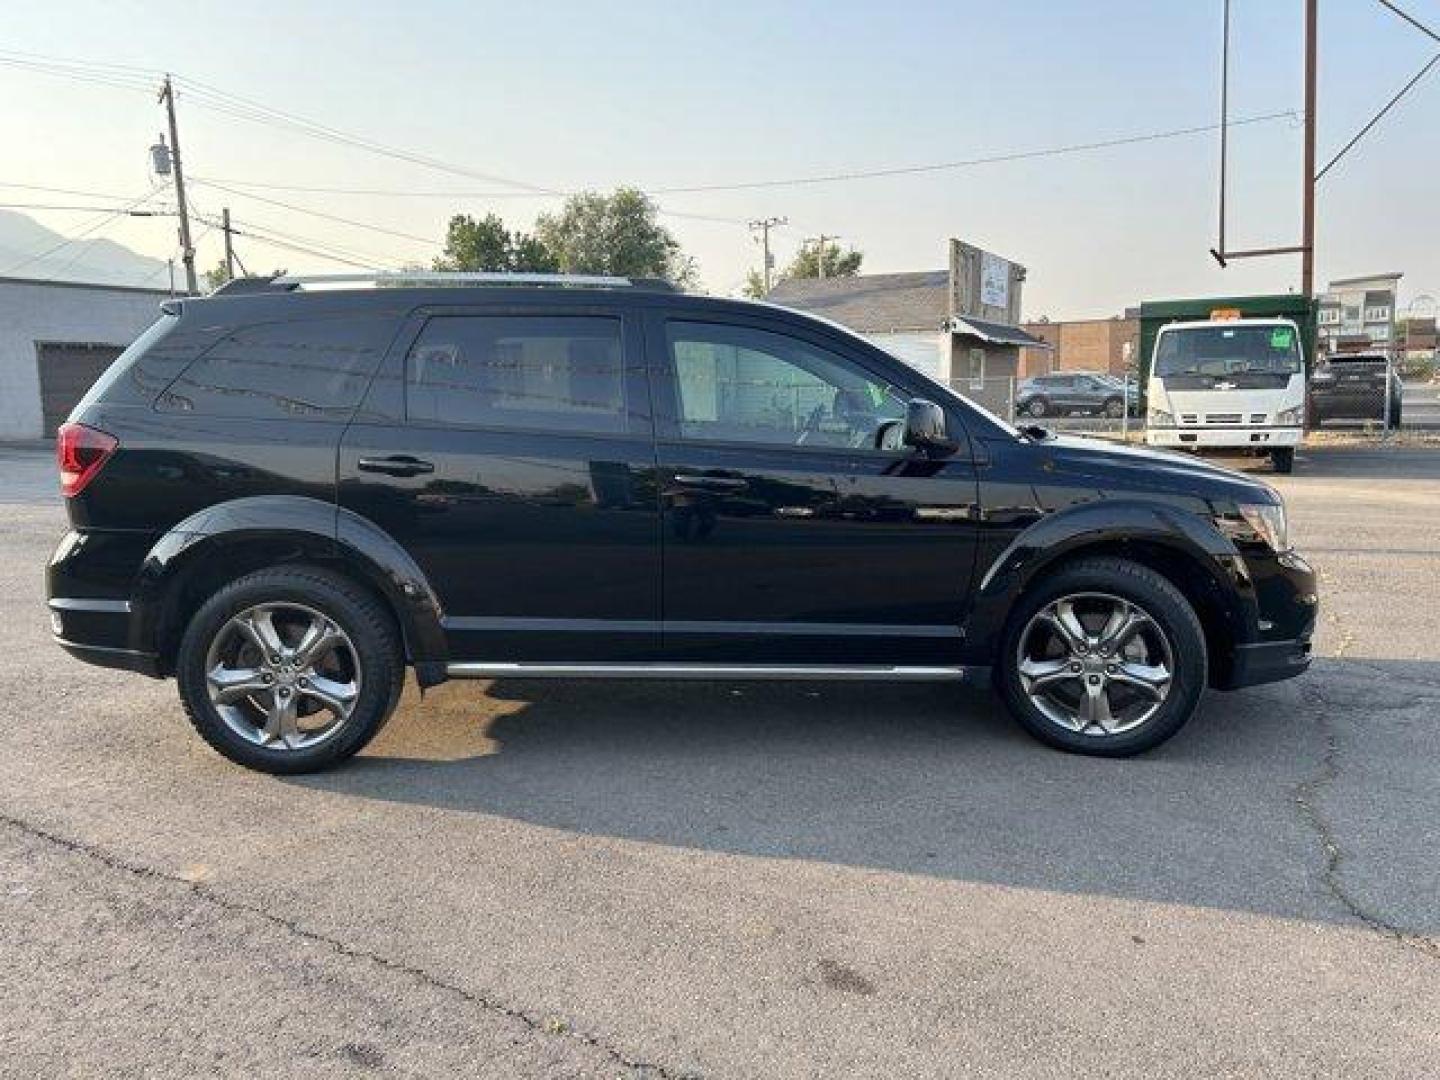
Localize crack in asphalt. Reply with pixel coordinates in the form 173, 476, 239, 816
1293, 678, 1440, 962
0, 810, 697, 1079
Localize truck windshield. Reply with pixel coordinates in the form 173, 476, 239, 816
1154, 325, 1302, 379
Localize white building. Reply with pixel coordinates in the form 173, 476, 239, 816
0, 277, 174, 440
1317, 272, 1402, 356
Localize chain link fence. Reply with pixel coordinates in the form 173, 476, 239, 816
946, 365, 1439, 441
1307, 354, 1438, 436
947, 374, 1141, 438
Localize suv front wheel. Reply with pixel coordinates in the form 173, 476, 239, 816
176, 567, 404, 774
997, 557, 1207, 757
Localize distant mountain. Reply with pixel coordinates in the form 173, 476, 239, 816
0, 210, 170, 288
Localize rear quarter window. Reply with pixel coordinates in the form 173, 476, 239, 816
157, 315, 395, 420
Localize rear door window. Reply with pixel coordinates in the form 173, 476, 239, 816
405, 315, 630, 435
158, 315, 394, 420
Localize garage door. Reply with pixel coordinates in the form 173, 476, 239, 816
37, 342, 125, 435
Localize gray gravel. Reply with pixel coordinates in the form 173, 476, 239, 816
1, 442, 1437, 1078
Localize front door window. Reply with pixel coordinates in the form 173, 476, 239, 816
664, 320, 907, 450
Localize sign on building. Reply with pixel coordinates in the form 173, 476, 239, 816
980, 252, 1009, 310
949, 239, 1024, 324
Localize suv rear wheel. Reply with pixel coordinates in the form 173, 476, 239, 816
997, 557, 1207, 757
176, 567, 404, 773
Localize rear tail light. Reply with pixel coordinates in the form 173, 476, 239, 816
57, 423, 118, 498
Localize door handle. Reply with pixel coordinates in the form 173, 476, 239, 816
673, 473, 748, 491
357, 455, 435, 477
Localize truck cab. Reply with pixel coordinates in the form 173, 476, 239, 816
1144, 315, 1307, 473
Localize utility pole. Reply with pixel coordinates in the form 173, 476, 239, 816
158, 75, 198, 295
1300, 0, 1318, 297
222, 207, 236, 281
749, 216, 787, 293
805, 234, 840, 278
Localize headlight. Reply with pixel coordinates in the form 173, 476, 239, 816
1147, 408, 1174, 427
1217, 501, 1290, 552
1275, 406, 1303, 426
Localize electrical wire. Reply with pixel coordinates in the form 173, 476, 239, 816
0, 181, 152, 201
33, 186, 171, 284
645, 111, 1302, 193
195, 211, 396, 269
172, 75, 558, 196
0, 202, 172, 213
190, 177, 437, 245
1, 185, 166, 277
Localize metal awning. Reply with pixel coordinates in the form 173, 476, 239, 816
946, 316, 1052, 348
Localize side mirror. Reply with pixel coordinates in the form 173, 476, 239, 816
903, 398, 955, 453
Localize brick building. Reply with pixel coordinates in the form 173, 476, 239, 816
1019, 316, 1138, 378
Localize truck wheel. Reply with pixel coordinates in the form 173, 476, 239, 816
997, 557, 1207, 757
1103, 397, 1125, 419
175, 566, 405, 774
1025, 398, 1049, 418
1271, 447, 1295, 474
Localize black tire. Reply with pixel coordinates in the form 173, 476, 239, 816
1102, 397, 1125, 419
1025, 397, 1049, 418
1271, 446, 1295, 474
176, 566, 404, 774
997, 557, 1208, 757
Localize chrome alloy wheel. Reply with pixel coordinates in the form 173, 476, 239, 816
203, 602, 361, 751
1016, 592, 1173, 736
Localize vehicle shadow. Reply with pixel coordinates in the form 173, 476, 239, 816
287, 657, 1440, 932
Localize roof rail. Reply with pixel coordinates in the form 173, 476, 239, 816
248, 271, 677, 293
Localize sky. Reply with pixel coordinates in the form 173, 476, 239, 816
1, 0, 1436, 318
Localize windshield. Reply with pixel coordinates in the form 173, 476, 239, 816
1154, 324, 1302, 379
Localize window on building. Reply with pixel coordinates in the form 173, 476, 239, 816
1365, 306, 1390, 323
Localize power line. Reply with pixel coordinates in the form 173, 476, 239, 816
172, 75, 558, 196
1375, 0, 1440, 45
181, 111, 1300, 204
1, 185, 166, 276
196, 211, 399, 269
1316, 51, 1440, 181
646, 110, 1301, 194
0, 202, 171, 214
191, 176, 438, 246
0, 181, 151, 201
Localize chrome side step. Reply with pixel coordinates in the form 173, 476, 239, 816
444, 662, 968, 682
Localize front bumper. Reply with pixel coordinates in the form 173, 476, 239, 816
1147, 426, 1303, 449
1226, 637, 1313, 689
1217, 549, 1318, 690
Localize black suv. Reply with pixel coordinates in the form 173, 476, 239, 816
1309, 351, 1404, 427
48, 274, 1317, 772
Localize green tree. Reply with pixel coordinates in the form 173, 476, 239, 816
741, 269, 768, 299
203, 260, 285, 292
534, 188, 695, 286
786, 240, 863, 281
203, 260, 231, 292
434, 212, 557, 272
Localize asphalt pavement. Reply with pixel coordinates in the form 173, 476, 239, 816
1, 441, 1437, 1078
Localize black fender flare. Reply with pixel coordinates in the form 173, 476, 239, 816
129, 495, 447, 678
965, 498, 1259, 660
